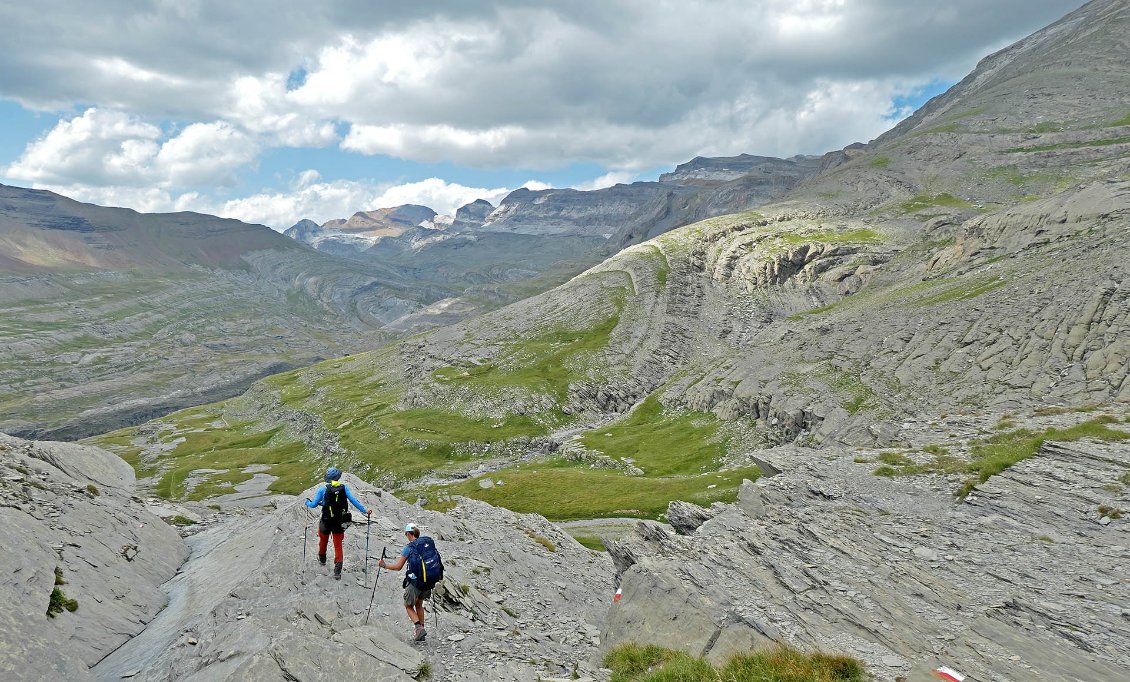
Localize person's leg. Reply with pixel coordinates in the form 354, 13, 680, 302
413, 599, 425, 627
331, 532, 344, 563
317, 526, 329, 565
404, 585, 423, 630
332, 531, 344, 578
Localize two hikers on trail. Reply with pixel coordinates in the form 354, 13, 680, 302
378, 522, 444, 641
305, 467, 369, 580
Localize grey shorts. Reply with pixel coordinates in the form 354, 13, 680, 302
403, 582, 432, 606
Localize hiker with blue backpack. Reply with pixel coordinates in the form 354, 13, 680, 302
377, 522, 444, 641
305, 467, 370, 580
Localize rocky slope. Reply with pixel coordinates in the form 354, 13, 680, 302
0, 433, 187, 680
605, 431, 1130, 681
7, 410, 1128, 681
0, 430, 615, 682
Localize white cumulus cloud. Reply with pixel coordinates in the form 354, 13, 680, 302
4, 108, 259, 190
0, 1, 1089, 224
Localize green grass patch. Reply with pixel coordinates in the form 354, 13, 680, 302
639, 245, 671, 289
1097, 504, 1123, 520
432, 301, 623, 403
1004, 135, 1130, 153
918, 276, 1005, 306
578, 394, 725, 476
920, 122, 962, 135
605, 642, 866, 682
413, 463, 762, 521
900, 193, 971, 214
1033, 403, 1101, 416
169, 515, 197, 526
878, 451, 914, 466
148, 427, 317, 501
568, 534, 607, 551
871, 446, 967, 479
869, 156, 891, 168
521, 528, 556, 552
816, 365, 879, 415
959, 416, 1130, 497
775, 228, 882, 246
92, 409, 323, 501
262, 349, 568, 486
985, 165, 1028, 186
47, 587, 78, 617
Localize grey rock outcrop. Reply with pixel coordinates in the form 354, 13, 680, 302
665, 500, 719, 535
603, 440, 1130, 680
451, 198, 495, 231
0, 434, 187, 681
282, 218, 322, 244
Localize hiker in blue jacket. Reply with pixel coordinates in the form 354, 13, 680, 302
305, 467, 369, 580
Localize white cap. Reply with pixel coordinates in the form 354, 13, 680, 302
404, 522, 419, 533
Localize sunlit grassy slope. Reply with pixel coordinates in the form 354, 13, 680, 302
89, 269, 757, 519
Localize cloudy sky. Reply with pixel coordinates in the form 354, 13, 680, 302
0, 0, 1085, 229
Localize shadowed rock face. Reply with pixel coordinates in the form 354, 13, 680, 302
451, 198, 495, 231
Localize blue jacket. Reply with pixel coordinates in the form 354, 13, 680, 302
305, 481, 368, 515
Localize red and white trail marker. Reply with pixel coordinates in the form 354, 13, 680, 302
931, 667, 965, 682
613, 588, 622, 603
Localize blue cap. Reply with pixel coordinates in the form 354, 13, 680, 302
325, 467, 342, 483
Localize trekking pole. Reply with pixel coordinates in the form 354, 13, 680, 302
363, 511, 372, 576
301, 499, 311, 584
364, 547, 387, 625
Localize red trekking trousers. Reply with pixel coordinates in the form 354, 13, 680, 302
318, 530, 345, 562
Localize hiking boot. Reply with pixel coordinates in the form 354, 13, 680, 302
318, 554, 327, 566
413, 623, 426, 641
333, 562, 343, 580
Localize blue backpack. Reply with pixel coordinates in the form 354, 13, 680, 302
404, 536, 444, 589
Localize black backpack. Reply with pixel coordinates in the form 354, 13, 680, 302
322, 484, 351, 529
404, 536, 444, 589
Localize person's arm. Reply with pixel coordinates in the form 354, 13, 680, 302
305, 486, 325, 508
344, 485, 369, 515
379, 554, 407, 571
